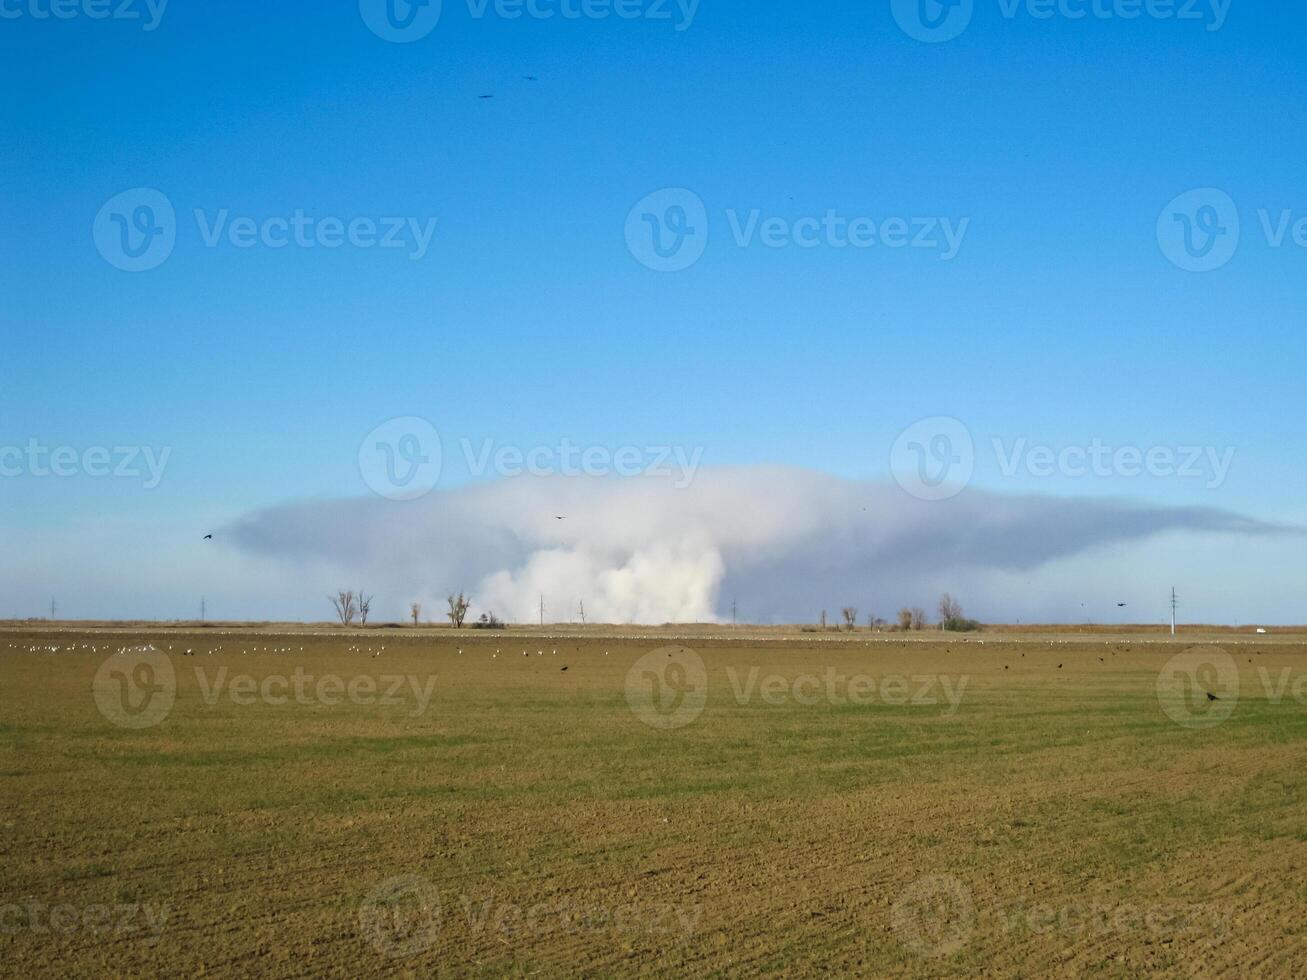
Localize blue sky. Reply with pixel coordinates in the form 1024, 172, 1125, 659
2, 0, 1304, 622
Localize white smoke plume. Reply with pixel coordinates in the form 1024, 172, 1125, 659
222, 466, 1300, 624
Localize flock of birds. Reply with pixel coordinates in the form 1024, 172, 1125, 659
4, 632, 1270, 698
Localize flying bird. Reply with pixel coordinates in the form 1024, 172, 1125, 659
203, 534, 213, 540
478, 94, 494, 100
1117, 603, 1128, 607
1206, 692, 1220, 702
554, 516, 566, 520
522, 75, 537, 81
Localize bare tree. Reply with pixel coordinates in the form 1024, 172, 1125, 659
447, 592, 470, 629
329, 590, 357, 626
911, 607, 927, 631
357, 591, 373, 626
938, 593, 963, 625
841, 607, 858, 631
410, 602, 422, 626
897, 607, 914, 630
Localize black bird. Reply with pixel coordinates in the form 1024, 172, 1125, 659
478, 94, 494, 99
522, 75, 537, 81
203, 534, 213, 540
1057, 664, 1063, 669
554, 516, 566, 520
1117, 603, 1127, 608
560, 666, 568, 672
1207, 692, 1220, 702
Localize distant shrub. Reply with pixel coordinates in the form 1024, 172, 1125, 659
942, 617, 982, 632
473, 612, 505, 630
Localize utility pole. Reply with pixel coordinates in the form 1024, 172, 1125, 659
539, 595, 545, 628
200, 596, 206, 623
50, 597, 56, 621
578, 600, 585, 625
732, 599, 737, 628
1170, 587, 1178, 636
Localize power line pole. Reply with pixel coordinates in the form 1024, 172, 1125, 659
1170, 587, 1178, 636
732, 598, 737, 628
539, 594, 544, 628
578, 600, 585, 625
50, 597, 56, 621
200, 596, 206, 623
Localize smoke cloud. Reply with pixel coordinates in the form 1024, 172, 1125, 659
222, 466, 1300, 624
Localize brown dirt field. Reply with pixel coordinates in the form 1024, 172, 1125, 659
1, 627, 1305, 977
